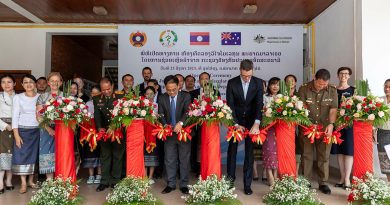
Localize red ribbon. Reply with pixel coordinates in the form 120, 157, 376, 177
249, 129, 267, 145
302, 124, 324, 143
177, 124, 197, 142
79, 124, 99, 152
151, 123, 173, 141
323, 130, 344, 145
225, 126, 246, 142
106, 128, 123, 143
146, 142, 156, 154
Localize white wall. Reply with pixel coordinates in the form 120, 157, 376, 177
312, 0, 356, 85
362, 0, 390, 96
0, 24, 117, 78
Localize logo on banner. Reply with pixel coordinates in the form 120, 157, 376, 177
221, 32, 241, 45
129, 31, 147, 47
254, 34, 266, 44
190, 32, 210, 45
159, 30, 178, 47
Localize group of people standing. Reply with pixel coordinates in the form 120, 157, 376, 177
1, 59, 390, 198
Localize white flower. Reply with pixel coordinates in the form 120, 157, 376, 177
226, 114, 232, 120
143, 99, 150, 105
340, 109, 345, 116
283, 96, 290, 101
305, 110, 309, 116
286, 103, 294, 108
123, 108, 129, 115
276, 94, 283, 98
378, 111, 385, 118
123, 101, 129, 107
282, 110, 287, 116
368, 114, 375, 120
79, 104, 85, 109
140, 110, 147, 117
216, 100, 224, 107
201, 101, 207, 107
62, 107, 69, 113
296, 101, 303, 110
47, 106, 54, 112
133, 100, 139, 106
66, 104, 74, 111
275, 98, 282, 104
353, 113, 360, 118
375, 97, 384, 103
292, 110, 297, 115
265, 108, 272, 117
357, 103, 362, 111
69, 101, 77, 106
83, 109, 88, 114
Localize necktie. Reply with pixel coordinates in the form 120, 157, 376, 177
170, 96, 176, 126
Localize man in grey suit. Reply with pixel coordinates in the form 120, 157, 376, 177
158, 75, 191, 194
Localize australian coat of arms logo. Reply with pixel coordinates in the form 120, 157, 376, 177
254, 34, 266, 44
159, 30, 178, 47
129, 31, 147, 47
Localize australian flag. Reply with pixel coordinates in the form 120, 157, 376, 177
221, 32, 241, 45
190, 32, 210, 45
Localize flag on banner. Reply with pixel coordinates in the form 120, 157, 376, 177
190, 32, 210, 45
221, 32, 241, 45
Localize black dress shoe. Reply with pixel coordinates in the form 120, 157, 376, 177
180, 187, 189, 194
244, 187, 253, 195
334, 183, 344, 188
161, 186, 175, 194
319, 185, 331, 195
96, 184, 109, 192
5, 185, 14, 190
0, 189, 4, 194
110, 183, 116, 189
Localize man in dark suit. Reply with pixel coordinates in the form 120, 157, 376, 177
138, 67, 162, 95
226, 59, 263, 195
93, 77, 125, 192
158, 75, 191, 194
121, 74, 134, 95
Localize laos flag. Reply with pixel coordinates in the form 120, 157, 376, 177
190, 32, 210, 45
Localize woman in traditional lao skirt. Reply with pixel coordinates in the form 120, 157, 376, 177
0, 75, 16, 194
12, 74, 40, 194
81, 85, 102, 185
262, 77, 280, 186
377, 79, 390, 181
144, 86, 159, 184
284, 74, 301, 176
36, 72, 63, 180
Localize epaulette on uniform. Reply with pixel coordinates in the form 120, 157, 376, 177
115, 90, 124, 95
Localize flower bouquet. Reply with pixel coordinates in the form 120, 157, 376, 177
182, 175, 240, 205
38, 81, 91, 182
336, 80, 390, 179
261, 81, 311, 177
186, 82, 234, 179
105, 177, 161, 205
110, 88, 157, 178
348, 172, 390, 205
28, 177, 82, 205
263, 175, 323, 205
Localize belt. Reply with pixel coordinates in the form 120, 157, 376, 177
0, 118, 11, 123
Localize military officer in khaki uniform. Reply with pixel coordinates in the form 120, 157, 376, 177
93, 77, 124, 192
298, 69, 338, 195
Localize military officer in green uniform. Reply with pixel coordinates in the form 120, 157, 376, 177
93, 77, 125, 192
298, 69, 338, 195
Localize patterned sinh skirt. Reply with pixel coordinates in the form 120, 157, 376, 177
39, 128, 55, 174
377, 129, 390, 174
0, 130, 13, 171
12, 127, 39, 175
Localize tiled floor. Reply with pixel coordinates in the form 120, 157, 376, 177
0, 166, 355, 205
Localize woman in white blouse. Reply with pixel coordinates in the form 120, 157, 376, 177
0, 75, 16, 194
12, 74, 40, 194
377, 79, 390, 181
